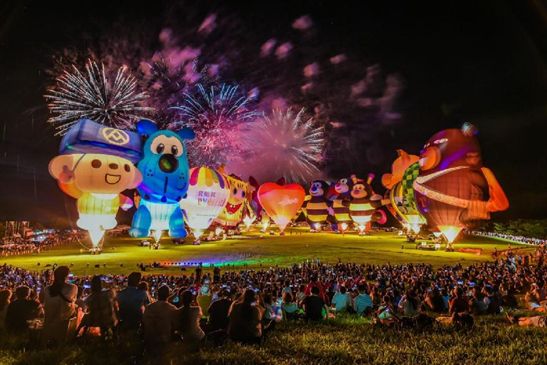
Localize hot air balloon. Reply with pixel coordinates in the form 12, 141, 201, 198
130, 120, 195, 241
381, 150, 425, 238
214, 170, 250, 233
413, 123, 509, 245
349, 174, 387, 235
49, 119, 143, 249
257, 182, 305, 234
180, 167, 229, 243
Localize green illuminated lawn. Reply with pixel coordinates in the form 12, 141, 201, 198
1, 228, 532, 276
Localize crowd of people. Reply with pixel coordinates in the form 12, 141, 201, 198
0, 232, 79, 257
469, 230, 547, 246
0, 244, 545, 356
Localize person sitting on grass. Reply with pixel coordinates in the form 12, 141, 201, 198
525, 283, 545, 312
331, 285, 352, 313
423, 288, 445, 313
447, 287, 473, 327
398, 290, 420, 317
353, 284, 373, 316
207, 288, 232, 332
468, 286, 488, 315
41, 266, 78, 346
0, 289, 12, 331
142, 285, 179, 354
5, 286, 42, 333
302, 286, 327, 321
376, 295, 399, 326
228, 289, 263, 344
506, 312, 546, 327
179, 290, 205, 349
117, 272, 150, 332
281, 292, 299, 320
82, 276, 118, 339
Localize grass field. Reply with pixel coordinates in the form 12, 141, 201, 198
0, 315, 544, 365
1, 228, 533, 275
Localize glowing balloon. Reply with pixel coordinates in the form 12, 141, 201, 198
257, 182, 305, 233
214, 171, 250, 229
180, 167, 229, 238
49, 119, 142, 248
414, 123, 509, 242
130, 120, 195, 239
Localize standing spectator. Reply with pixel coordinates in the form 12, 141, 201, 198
142, 285, 179, 352
5, 286, 42, 333
228, 289, 263, 344
331, 286, 352, 313
0, 289, 12, 330
83, 276, 118, 338
179, 290, 205, 347
42, 266, 78, 345
302, 286, 327, 321
117, 272, 150, 331
353, 284, 373, 316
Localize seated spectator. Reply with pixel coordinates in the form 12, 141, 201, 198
506, 313, 546, 327
423, 288, 445, 313
449, 287, 468, 315
42, 266, 78, 345
281, 292, 299, 320
117, 272, 150, 331
468, 286, 488, 315
260, 292, 276, 322
228, 289, 262, 344
484, 286, 501, 314
0, 289, 12, 331
207, 289, 232, 332
376, 295, 399, 326
5, 286, 42, 333
302, 286, 327, 321
331, 286, 352, 313
197, 285, 212, 317
525, 284, 545, 312
82, 276, 118, 338
398, 290, 420, 317
143, 285, 179, 352
353, 284, 373, 316
179, 290, 205, 347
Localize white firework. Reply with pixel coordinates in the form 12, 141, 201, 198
231, 108, 325, 182
45, 59, 153, 135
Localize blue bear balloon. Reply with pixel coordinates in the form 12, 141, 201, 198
130, 120, 195, 239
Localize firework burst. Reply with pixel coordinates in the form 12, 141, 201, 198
45, 59, 153, 135
171, 83, 262, 167
229, 108, 325, 182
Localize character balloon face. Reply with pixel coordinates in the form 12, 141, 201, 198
135, 120, 195, 203
335, 178, 351, 194
309, 180, 328, 197
419, 124, 481, 173
381, 150, 420, 190
49, 153, 142, 195
225, 175, 249, 214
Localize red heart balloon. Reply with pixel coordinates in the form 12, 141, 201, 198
257, 182, 305, 232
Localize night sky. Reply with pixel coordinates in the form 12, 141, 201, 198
0, 0, 545, 224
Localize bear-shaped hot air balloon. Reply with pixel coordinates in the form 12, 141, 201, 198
130, 120, 195, 241
49, 119, 143, 248
349, 174, 387, 235
326, 177, 353, 233
302, 180, 331, 232
413, 123, 509, 244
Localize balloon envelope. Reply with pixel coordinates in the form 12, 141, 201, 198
180, 167, 229, 235
257, 183, 305, 232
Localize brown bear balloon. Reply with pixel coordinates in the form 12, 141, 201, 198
413, 123, 509, 243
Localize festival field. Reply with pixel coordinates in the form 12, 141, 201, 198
1, 229, 532, 276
